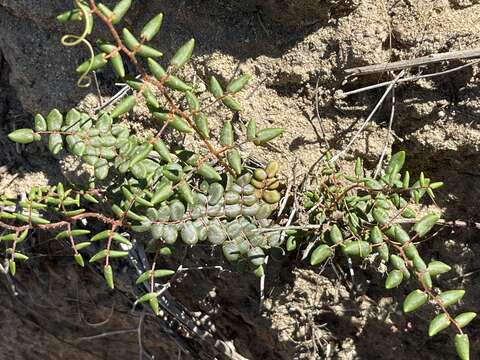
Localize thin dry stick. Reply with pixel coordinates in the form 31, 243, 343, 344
92, 71, 103, 107
395, 218, 480, 230
259, 255, 268, 312
94, 75, 141, 112
330, 70, 405, 163
314, 76, 330, 149
374, 74, 397, 178
75, 329, 137, 342
341, 59, 480, 98
344, 47, 480, 76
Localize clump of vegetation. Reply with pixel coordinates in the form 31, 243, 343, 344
1, 1, 475, 358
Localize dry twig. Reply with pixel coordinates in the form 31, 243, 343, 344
330, 70, 405, 163
345, 47, 480, 76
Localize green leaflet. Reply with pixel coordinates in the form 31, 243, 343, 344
412, 255, 426, 272
97, 3, 113, 18
430, 181, 444, 190
253, 128, 283, 145
222, 96, 242, 112
83, 193, 98, 204
210, 76, 224, 98
19, 200, 47, 210
226, 74, 251, 93
57, 9, 82, 22
351, 158, 361, 178
9, 260, 16, 276
16, 213, 50, 225
64, 209, 86, 217
310, 244, 332, 266
34, 114, 47, 131
263, 190, 281, 204
0, 232, 18, 241
286, 236, 296, 251
254, 168, 267, 181
153, 139, 173, 163
151, 182, 174, 205
428, 313, 450, 337
13, 252, 29, 261
197, 163, 222, 181
89, 249, 129, 263
153, 112, 192, 133
111, 0, 132, 24
401, 171, 410, 189
104, 264, 114, 289
385, 151, 405, 177
111, 95, 136, 118
91, 230, 111, 241
220, 121, 234, 146
170, 38, 195, 68
135, 292, 159, 305
368, 226, 383, 244
342, 241, 371, 257
149, 297, 160, 315
421, 271, 433, 290
427, 260, 451, 276
402, 208, 416, 219
227, 149, 242, 175
148, 59, 192, 92
254, 265, 264, 277
181, 221, 198, 245
208, 183, 224, 205
438, 290, 465, 307
76, 53, 107, 73
75, 242, 92, 251
248, 247, 265, 266
137, 45, 163, 58
136, 269, 175, 284
47, 109, 63, 130
1, 229, 28, 243
185, 91, 200, 113
94, 158, 109, 180
403, 289, 428, 313
329, 224, 343, 244
141, 13, 164, 41
159, 247, 172, 256
194, 113, 210, 138
98, 43, 125, 78
247, 118, 257, 141
178, 182, 195, 205
122, 28, 140, 50
74, 253, 85, 267
55, 229, 91, 239
163, 163, 184, 182
385, 270, 403, 289
412, 213, 439, 237
129, 143, 153, 168
454, 334, 469, 360
454, 312, 477, 328
126, 209, 146, 222
393, 225, 410, 245
372, 207, 389, 226
364, 178, 383, 190
8, 129, 36, 144
256, 203, 273, 220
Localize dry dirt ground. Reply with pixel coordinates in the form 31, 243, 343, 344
0, 0, 480, 359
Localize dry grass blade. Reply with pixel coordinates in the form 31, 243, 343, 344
330, 70, 405, 163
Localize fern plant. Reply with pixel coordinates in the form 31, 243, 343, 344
2, 1, 475, 358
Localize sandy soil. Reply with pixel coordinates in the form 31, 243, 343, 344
0, 0, 479, 359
